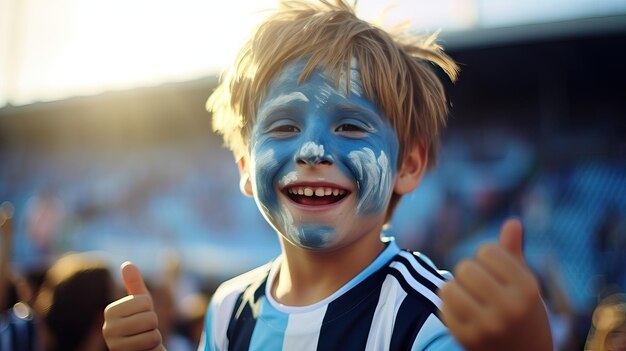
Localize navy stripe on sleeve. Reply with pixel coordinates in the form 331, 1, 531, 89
412, 253, 448, 282
392, 255, 440, 294
386, 268, 439, 313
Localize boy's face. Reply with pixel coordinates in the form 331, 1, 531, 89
243, 59, 400, 251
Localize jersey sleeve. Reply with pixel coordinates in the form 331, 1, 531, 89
417, 333, 463, 351
410, 314, 463, 351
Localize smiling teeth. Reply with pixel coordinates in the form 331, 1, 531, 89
288, 187, 346, 197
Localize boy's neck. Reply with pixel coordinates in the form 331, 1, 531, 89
272, 232, 386, 307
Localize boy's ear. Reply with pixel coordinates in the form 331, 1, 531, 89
237, 155, 254, 197
394, 143, 428, 195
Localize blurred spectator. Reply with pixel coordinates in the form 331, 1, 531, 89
148, 280, 195, 351
148, 250, 198, 350
0, 269, 39, 351
25, 191, 67, 267
33, 252, 117, 351
1, 205, 39, 351
595, 204, 626, 292
178, 292, 210, 348
426, 191, 465, 265
586, 293, 626, 351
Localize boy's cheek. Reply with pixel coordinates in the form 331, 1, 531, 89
342, 149, 395, 215
251, 149, 304, 211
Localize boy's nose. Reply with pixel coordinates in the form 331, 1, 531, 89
295, 141, 334, 166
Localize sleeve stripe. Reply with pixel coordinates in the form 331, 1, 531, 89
388, 262, 443, 310
391, 255, 440, 294
397, 251, 447, 288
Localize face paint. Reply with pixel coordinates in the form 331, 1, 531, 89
338, 58, 364, 97
252, 148, 280, 210
262, 92, 310, 113
248, 59, 399, 250
277, 203, 335, 249
297, 142, 331, 165
348, 148, 393, 213
278, 171, 298, 188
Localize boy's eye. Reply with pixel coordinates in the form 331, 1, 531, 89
269, 124, 300, 135
335, 123, 369, 137
336, 124, 365, 132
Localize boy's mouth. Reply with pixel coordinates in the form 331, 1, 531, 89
282, 185, 350, 206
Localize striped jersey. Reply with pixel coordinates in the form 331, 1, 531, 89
198, 239, 462, 351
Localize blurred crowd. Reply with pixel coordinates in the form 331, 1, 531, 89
1, 245, 210, 351
1, 129, 624, 350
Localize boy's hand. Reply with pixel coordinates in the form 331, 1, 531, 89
438, 219, 553, 351
103, 262, 166, 351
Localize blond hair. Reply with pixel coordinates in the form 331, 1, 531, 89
207, 0, 459, 221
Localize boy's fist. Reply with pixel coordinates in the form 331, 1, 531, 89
102, 262, 166, 351
438, 218, 553, 351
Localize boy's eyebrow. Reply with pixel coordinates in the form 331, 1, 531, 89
259, 92, 309, 115
335, 103, 383, 123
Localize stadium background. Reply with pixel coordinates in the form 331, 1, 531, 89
1, 1, 624, 349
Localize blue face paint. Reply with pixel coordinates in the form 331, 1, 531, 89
248, 59, 399, 250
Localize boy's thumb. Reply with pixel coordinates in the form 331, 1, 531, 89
121, 261, 150, 296
498, 218, 525, 263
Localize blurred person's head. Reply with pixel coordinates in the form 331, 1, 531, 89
179, 292, 210, 346
33, 252, 116, 351
148, 280, 176, 341
148, 279, 198, 350
586, 293, 626, 351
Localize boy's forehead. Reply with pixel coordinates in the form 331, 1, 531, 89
265, 58, 364, 99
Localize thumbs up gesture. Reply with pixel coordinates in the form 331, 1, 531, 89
103, 262, 166, 351
438, 219, 553, 351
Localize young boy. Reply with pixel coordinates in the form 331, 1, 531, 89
103, 1, 553, 350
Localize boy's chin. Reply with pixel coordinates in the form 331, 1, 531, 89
277, 224, 340, 251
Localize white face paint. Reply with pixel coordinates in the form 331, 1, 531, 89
297, 142, 330, 164
314, 82, 334, 107
259, 92, 310, 115
348, 148, 393, 213
338, 58, 364, 97
315, 60, 363, 106
279, 171, 298, 188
